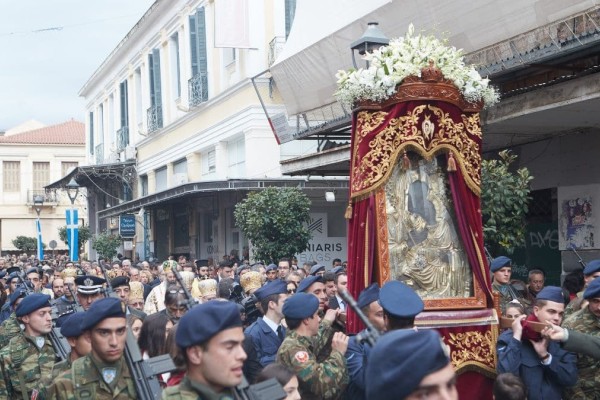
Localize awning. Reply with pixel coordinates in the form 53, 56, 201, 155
45, 161, 136, 190
98, 178, 349, 219
271, 0, 594, 116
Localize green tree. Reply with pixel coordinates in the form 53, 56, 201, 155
234, 187, 312, 263
92, 230, 122, 260
12, 236, 46, 252
481, 150, 533, 255
58, 225, 92, 252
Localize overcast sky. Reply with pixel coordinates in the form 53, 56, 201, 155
0, 0, 154, 130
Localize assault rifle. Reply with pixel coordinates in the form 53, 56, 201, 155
570, 245, 587, 268
99, 266, 175, 400
235, 376, 287, 400
339, 289, 381, 347
171, 267, 198, 311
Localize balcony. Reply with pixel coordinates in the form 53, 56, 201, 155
117, 126, 129, 151
147, 104, 163, 133
27, 189, 57, 204
95, 143, 104, 164
188, 73, 208, 107
268, 36, 286, 67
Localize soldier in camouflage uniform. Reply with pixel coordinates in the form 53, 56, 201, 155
564, 260, 600, 320
51, 312, 91, 378
0, 287, 28, 349
162, 300, 247, 400
0, 293, 56, 400
490, 256, 531, 314
277, 292, 348, 400
48, 297, 136, 399
562, 277, 600, 399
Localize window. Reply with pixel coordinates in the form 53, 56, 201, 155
173, 158, 188, 185
119, 80, 129, 150
140, 175, 148, 196
3, 161, 20, 192
32, 162, 50, 191
135, 68, 143, 127
61, 162, 78, 177
155, 167, 167, 192
208, 150, 216, 173
223, 48, 236, 66
228, 137, 245, 178
170, 33, 181, 99
285, 0, 297, 38
148, 49, 163, 132
189, 7, 208, 104
89, 111, 94, 154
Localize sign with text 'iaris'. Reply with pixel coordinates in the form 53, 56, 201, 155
119, 214, 136, 238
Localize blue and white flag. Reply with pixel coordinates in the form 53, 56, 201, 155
66, 208, 79, 261
36, 218, 43, 260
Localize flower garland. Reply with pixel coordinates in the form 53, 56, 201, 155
335, 24, 499, 108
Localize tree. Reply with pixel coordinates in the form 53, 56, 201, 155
481, 150, 533, 255
234, 187, 312, 263
92, 230, 122, 260
12, 236, 45, 252
58, 225, 92, 252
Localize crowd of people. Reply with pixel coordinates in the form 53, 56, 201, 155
0, 251, 598, 399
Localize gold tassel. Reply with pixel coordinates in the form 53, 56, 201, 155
447, 152, 457, 172
344, 201, 353, 219
402, 151, 410, 169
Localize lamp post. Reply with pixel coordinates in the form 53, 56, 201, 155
33, 194, 44, 261
65, 178, 80, 261
350, 22, 389, 69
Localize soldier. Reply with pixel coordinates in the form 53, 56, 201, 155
276, 292, 348, 400
48, 297, 136, 399
0, 272, 21, 323
111, 276, 146, 319
0, 287, 28, 349
162, 300, 247, 399
27, 267, 54, 297
379, 280, 424, 331
75, 275, 106, 311
366, 329, 456, 400
0, 293, 56, 399
491, 256, 531, 314
51, 312, 91, 378
564, 259, 600, 319
562, 277, 600, 398
265, 264, 278, 282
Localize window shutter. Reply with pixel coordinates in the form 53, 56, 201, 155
151, 49, 162, 107
285, 0, 297, 38
189, 13, 198, 76
120, 80, 129, 128
89, 111, 94, 154
196, 7, 208, 100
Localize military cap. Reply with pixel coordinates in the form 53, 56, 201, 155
379, 280, 423, 318
237, 264, 250, 274
366, 329, 450, 400
15, 293, 51, 317
490, 256, 512, 272
110, 276, 130, 289
583, 259, 600, 276
584, 277, 600, 299
357, 283, 380, 309
176, 300, 242, 348
240, 271, 263, 293
60, 312, 86, 338
7, 272, 20, 283
309, 264, 325, 275
282, 292, 319, 319
6, 266, 21, 275
81, 297, 126, 331
0, 270, 6, 279
535, 286, 564, 304
26, 267, 41, 276
9, 287, 27, 306
265, 264, 277, 273
75, 275, 106, 294
254, 280, 287, 301
331, 266, 344, 275
297, 275, 322, 293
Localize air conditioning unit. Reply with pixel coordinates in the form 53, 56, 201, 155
173, 173, 188, 185
124, 146, 136, 160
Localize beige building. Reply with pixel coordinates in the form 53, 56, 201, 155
0, 120, 85, 254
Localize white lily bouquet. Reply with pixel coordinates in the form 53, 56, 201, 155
335, 24, 499, 108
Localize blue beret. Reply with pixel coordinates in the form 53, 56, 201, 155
26, 267, 41, 276
331, 266, 344, 275
176, 300, 242, 348
309, 264, 325, 275
15, 293, 51, 317
0, 271, 6, 279
60, 312, 86, 338
265, 264, 277, 272
490, 256, 512, 272
110, 276, 130, 288
584, 277, 600, 300
535, 286, 564, 304
379, 280, 423, 318
282, 292, 319, 319
366, 330, 450, 400
254, 280, 287, 301
583, 259, 600, 276
357, 283, 380, 309
297, 275, 322, 293
80, 297, 125, 331
9, 287, 27, 306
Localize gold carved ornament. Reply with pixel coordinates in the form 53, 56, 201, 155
350, 105, 482, 201
446, 329, 498, 377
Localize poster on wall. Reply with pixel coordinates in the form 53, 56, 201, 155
558, 185, 598, 250
296, 213, 348, 267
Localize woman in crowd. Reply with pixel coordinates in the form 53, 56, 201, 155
127, 313, 144, 340
256, 363, 301, 400
138, 312, 173, 359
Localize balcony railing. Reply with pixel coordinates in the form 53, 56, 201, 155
268, 36, 286, 67
188, 73, 208, 107
27, 189, 57, 204
95, 143, 104, 164
147, 104, 163, 133
117, 126, 129, 151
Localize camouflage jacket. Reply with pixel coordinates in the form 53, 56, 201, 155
276, 323, 348, 400
51, 356, 72, 379
0, 332, 56, 400
562, 306, 600, 399
0, 313, 22, 349
564, 291, 584, 321
162, 375, 236, 400
48, 354, 136, 400
492, 282, 531, 314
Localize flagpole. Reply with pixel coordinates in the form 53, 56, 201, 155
33, 195, 44, 261
66, 178, 80, 262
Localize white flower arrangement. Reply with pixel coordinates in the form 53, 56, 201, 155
335, 24, 499, 108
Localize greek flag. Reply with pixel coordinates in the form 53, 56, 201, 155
36, 219, 43, 260
66, 208, 79, 261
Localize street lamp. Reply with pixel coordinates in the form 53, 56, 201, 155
33, 194, 44, 261
350, 22, 389, 69
65, 178, 80, 261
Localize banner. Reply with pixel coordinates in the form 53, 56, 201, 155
66, 208, 79, 261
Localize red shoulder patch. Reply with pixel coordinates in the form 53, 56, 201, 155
294, 351, 309, 363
